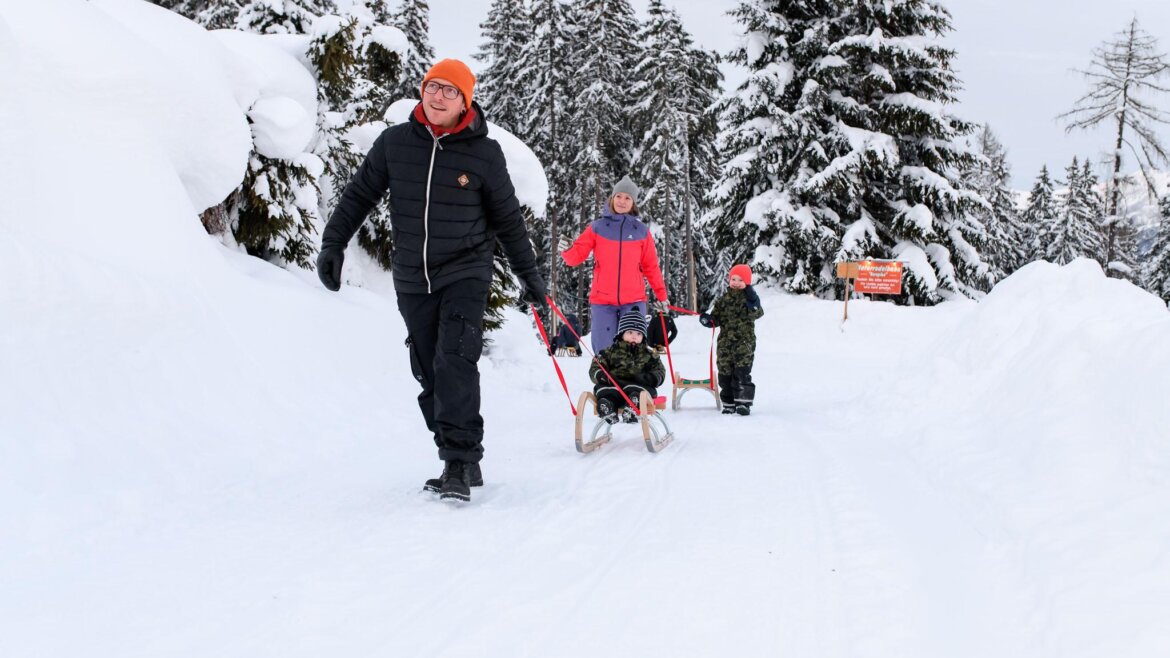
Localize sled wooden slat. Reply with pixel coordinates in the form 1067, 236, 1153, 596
671, 370, 720, 411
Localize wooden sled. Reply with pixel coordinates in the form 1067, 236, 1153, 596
574, 390, 675, 454
555, 346, 580, 357
671, 371, 720, 411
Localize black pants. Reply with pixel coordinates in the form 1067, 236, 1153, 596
594, 383, 657, 410
396, 279, 490, 463
718, 365, 756, 408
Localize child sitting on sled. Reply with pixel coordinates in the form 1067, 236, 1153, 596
699, 264, 764, 416
589, 312, 666, 424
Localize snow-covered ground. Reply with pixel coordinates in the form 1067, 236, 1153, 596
3, 2, 1170, 657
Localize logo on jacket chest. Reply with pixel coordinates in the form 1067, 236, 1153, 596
457, 173, 470, 187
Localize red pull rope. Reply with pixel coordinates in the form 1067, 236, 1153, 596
545, 296, 641, 414
665, 304, 716, 390
709, 325, 716, 389
530, 304, 576, 415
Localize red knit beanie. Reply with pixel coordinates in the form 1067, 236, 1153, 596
421, 58, 476, 110
729, 264, 752, 285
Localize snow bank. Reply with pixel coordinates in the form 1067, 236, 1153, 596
938, 258, 1170, 432
89, 0, 253, 211
897, 259, 1170, 655
0, 0, 251, 280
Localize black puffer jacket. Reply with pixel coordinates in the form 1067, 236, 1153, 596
321, 102, 538, 294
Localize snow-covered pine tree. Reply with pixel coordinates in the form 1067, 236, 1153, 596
474, 0, 533, 133
310, 14, 365, 182
518, 0, 583, 322
149, 0, 244, 29
1021, 164, 1058, 263
965, 124, 1025, 281
368, 0, 394, 25
233, 153, 325, 267
307, 2, 404, 269
682, 44, 723, 310
1077, 157, 1108, 260
1142, 194, 1170, 303
565, 0, 639, 224
1058, 17, 1170, 272
708, 0, 989, 303
237, 0, 335, 34
231, 0, 336, 266
630, 0, 690, 305
389, 0, 435, 103
821, 0, 990, 302
1043, 156, 1105, 265
706, 0, 838, 296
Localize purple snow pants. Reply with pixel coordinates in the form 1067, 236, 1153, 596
589, 301, 647, 355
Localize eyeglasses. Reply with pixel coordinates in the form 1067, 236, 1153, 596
423, 81, 461, 100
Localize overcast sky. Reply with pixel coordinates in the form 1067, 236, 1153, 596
425, 0, 1170, 189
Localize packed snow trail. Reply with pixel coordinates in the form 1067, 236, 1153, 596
9, 262, 1168, 658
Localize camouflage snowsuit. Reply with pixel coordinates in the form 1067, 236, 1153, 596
589, 340, 666, 410
708, 288, 764, 409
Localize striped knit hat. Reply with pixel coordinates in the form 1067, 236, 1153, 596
615, 311, 647, 340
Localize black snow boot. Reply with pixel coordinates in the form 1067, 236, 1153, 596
424, 461, 482, 494
722, 404, 736, 415
733, 366, 755, 417
597, 398, 619, 425
438, 461, 475, 502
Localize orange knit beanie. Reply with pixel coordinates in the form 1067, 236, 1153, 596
421, 58, 476, 110
729, 264, 753, 285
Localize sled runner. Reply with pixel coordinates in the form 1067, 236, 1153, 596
671, 372, 720, 411
574, 390, 674, 454
653, 306, 720, 412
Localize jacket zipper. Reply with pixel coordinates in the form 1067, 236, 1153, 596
616, 217, 626, 306
423, 128, 446, 293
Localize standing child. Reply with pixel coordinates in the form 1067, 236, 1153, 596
699, 264, 764, 415
589, 312, 666, 424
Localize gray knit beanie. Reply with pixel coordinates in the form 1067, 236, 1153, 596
611, 175, 640, 204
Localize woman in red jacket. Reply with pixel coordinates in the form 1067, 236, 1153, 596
560, 176, 669, 355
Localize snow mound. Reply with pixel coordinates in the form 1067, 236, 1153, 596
941, 258, 1169, 431
89, 0, 253, 212
0, 0, 252, 281
212, 30, 319, 160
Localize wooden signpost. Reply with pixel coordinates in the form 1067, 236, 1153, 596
836, 259, 904, 321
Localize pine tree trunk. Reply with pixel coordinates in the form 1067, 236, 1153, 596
1106, 22, 1137, 270
547, 102, 560, 333
662, 182, 672, 302
684, 134, 696, 310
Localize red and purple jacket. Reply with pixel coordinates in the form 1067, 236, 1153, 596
561, 208, 668, 306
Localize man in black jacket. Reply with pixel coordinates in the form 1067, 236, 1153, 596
316, 58, 546, 503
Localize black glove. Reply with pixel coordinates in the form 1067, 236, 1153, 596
635, 371, 660, 387
744, 284, 761, 310
517, 271, 548, 309
317, 246, 344, 291
699, 312, 715, 328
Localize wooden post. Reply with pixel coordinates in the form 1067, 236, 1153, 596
843, 276, 851, 322
835, 262, 858, 323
